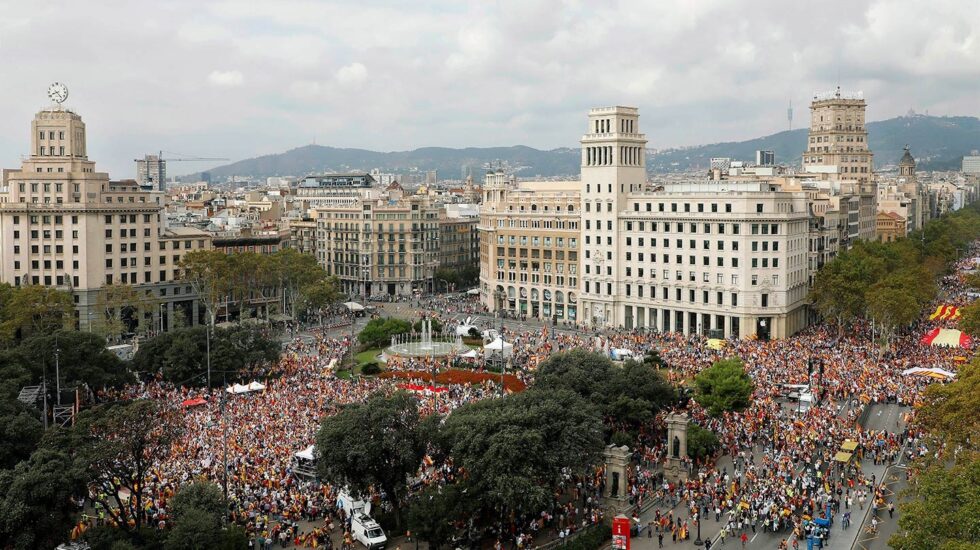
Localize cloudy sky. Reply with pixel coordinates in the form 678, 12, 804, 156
1, 0, 978, 176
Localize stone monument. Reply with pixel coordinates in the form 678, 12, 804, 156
663, 412, 689, 483
602, 444, 631, 515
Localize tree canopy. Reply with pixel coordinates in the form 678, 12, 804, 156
315, 391, 428, 527
358, 317, 413, 349
0, 284, 73, 349
534, 349, 675, 431
693, 358, 754, 417
810, 202, 980, 329
132, 325, 280, 387
435, 388, 604, 522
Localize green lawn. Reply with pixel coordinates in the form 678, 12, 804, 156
356, 348, 384, 366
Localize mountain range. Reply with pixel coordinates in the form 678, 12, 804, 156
184, 114, 980, 182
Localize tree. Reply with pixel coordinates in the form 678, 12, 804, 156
94, 284, 161, 341
74, 400, 184, 532
0, 284, 72, 348
17, 330, 131, 391
299, 275, 342, 323
165, 482, 230, 550
166, 507, 223, 550
0, 447, 89, 549
406, 485, 469, 550
272, 248, 329, 319
180, 250, 233, 326
0, 399, 43, 470
866, 268, 933, 343
437, 389, 603, 522
131, 326, 279, 387
315, 391, 428, 527
686, 424, 720, 460
169, 481, 225, 525
357, 318, 413, 349
889, 459, 980, 550
434, 268, 460, 292
535, 350, 674, 430
916, 359, 980, 455
959, 301, 980, 339
693, 358, 754, 417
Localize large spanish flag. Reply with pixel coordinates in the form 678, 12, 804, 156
920, 327, 973, 348
929, 305, 962, 321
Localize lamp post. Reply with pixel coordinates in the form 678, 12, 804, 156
694, 510, 703, 546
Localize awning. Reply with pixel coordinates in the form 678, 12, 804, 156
833, 451, 853, 463
841, 440, 859, 452
270, 313, 293, 322
343, 301, 365, 312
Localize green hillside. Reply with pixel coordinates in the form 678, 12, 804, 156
185, 114, 980, 181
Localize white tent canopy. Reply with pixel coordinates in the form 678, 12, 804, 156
343, 301, 365, 312
483, 338, 514, 359
460, 349, 479, 359
226, 381, 267, 394
466, 288, 480, 295
295, 445, 315, 461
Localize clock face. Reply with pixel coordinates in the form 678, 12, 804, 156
47, 82, 69, 104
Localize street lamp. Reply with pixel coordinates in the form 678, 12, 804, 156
693, 510, 703, 546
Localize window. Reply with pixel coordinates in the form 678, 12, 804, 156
751, 275, 758, 286
732, 293, 738, 306
756, 203, 763, 213
761, 294, 769, 307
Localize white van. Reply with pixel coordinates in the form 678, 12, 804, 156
351, 512, 387, 549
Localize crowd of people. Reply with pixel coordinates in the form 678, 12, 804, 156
69, 245, 980, 548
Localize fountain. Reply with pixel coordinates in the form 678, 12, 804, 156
384, 318, 466, 360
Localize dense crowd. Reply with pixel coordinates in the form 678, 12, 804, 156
72, 246, 980, 548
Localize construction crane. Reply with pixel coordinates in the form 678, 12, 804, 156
135, 150, 229, 189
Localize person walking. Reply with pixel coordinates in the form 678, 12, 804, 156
658, 531, 664, 548
887, 501, 895, 519
740, 532, 748, 549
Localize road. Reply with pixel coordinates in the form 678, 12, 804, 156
627, 402, 907, 550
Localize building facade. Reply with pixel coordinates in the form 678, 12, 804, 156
437, 208, 479, 287
0, 103, 211, 334
479, 106, 812, 339
136, 154, 166, 191
479, 172, 581, 321
315, 189, 441, 298
801, 89, 877, 243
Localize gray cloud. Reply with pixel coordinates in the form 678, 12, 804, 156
0, 0, 977, 177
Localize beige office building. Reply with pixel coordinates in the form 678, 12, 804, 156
315, 186, 441, 298
479, 171, 581, 321
481, 106, 812, 339
801, 88, 877, 242
0, 102, 211, 333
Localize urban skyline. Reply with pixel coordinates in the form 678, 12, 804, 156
1, 0, 979, 177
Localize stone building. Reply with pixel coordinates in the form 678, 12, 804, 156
0, 97, 211, 333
